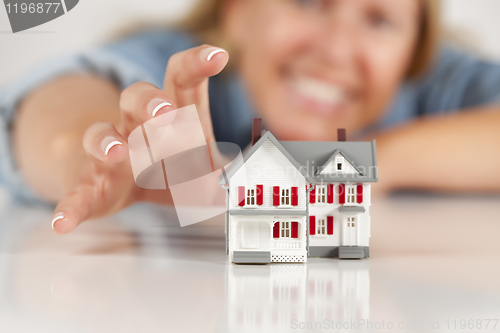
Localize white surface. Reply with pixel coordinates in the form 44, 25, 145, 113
2, 0, 500, 88
0, 194, 499, 332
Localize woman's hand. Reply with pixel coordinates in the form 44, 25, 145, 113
50, 45, 229, 234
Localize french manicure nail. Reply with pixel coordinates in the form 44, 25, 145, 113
147, 98, 172, 117
101, 136, 123, 156
200, 47, 226, 62
52, 213, 64, 229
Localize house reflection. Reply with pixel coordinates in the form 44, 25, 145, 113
226, 260, 369, 332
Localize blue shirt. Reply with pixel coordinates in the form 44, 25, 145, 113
1, 29, 500, 201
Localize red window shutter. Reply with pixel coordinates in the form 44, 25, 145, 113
339, 184, 345, 204
256, 185, 264, 205
238, 186, 245, 206
309, 186, 316, 204
291, 187, 298, 206
291, 222, 298, 238
327, 184, 334, 204
356, 183, 363, 204
309, 216, 316, 235
273, 222, 280, 238
327, 216, 334, 235
273, 186, 280, 206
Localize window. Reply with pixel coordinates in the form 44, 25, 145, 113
336, 156, 344, 171
274, 221, 299, 238
246, 188, 256, 206
239, 185, 263, 207
347, 185, 356, 204
316, 185, 326, 203
281, 188, 290, 206
281, 221, 291, 238
317, 218, 326, 235
347, 217, 356, 227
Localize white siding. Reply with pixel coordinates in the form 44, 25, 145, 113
320, 153, 359, 175
229, 215, 307, 256
228, 139, 307, 211
309, 183, 371, 247
309, 205, 341, 247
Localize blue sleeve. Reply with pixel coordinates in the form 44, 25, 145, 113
417, 46, 500, 113
379, 45, 500, 129
0, 30, 196, 202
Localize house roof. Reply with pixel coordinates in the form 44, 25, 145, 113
314, 148, 365, 177
221, 131, 378, 185
280, 140, 378, 182
221, 131, 317, 185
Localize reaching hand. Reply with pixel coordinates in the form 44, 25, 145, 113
51, 45, 229, 234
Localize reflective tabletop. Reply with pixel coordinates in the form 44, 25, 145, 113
0, 191, 499, 333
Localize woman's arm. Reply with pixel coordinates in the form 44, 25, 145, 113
11, 44, 228, 234
13, 74, 122, 203
375, 106, 500, 193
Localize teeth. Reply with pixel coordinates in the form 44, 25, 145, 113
290, 75, 345, 105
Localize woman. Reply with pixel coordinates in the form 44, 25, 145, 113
1, 0, 499, 234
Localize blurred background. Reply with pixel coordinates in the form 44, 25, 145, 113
1, 0, 500, 88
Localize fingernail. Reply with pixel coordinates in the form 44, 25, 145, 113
147, 98, 172, 117
52, 213, 64, 229
200, 47, 226, 62
101, 136, 123, 156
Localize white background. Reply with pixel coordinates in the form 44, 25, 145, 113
0, 0, 500, 87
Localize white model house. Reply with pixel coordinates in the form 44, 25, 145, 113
221, 120, 378, 264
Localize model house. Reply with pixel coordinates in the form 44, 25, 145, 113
221, 119, 378, 264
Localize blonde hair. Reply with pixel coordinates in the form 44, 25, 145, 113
182, 0, 441, 78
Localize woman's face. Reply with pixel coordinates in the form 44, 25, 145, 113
224, 0, 421, 140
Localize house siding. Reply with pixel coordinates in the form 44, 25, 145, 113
309, 184, 371, 247
228, 139, 307, 212
225, 133, 375, 262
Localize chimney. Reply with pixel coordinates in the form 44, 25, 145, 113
337, 128, 346, 142
252, 118, 262, 145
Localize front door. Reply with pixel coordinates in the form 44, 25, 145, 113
241, 221, 260, 249
342, 217, 358, 246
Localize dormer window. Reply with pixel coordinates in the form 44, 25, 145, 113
336, 156, 344, 171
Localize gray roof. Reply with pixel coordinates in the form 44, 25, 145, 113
280, 140, 378, 182
314, 148, 365, 177
221, 131, 378, 185
220, 131, 316, 185
339, 206, 366, 213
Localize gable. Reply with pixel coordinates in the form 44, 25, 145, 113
230, 138, 307, 184
279, 140, 378, 183
221, 131, 316, 185
318, 151, 359, 176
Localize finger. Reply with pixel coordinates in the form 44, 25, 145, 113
120, 82, 177, 126
164, 45, 229, 91
51, 184, 96, 234
83, 122, 128, 164
164, 45, 229, 142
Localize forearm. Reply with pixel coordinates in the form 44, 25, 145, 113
12, 74, 121, 202
375, 106, 500, 193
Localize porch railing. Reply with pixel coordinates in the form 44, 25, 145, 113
273, 241, 302, 249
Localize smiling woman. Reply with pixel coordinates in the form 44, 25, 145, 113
183, 0, 440, 140
1, 0, 500, 234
